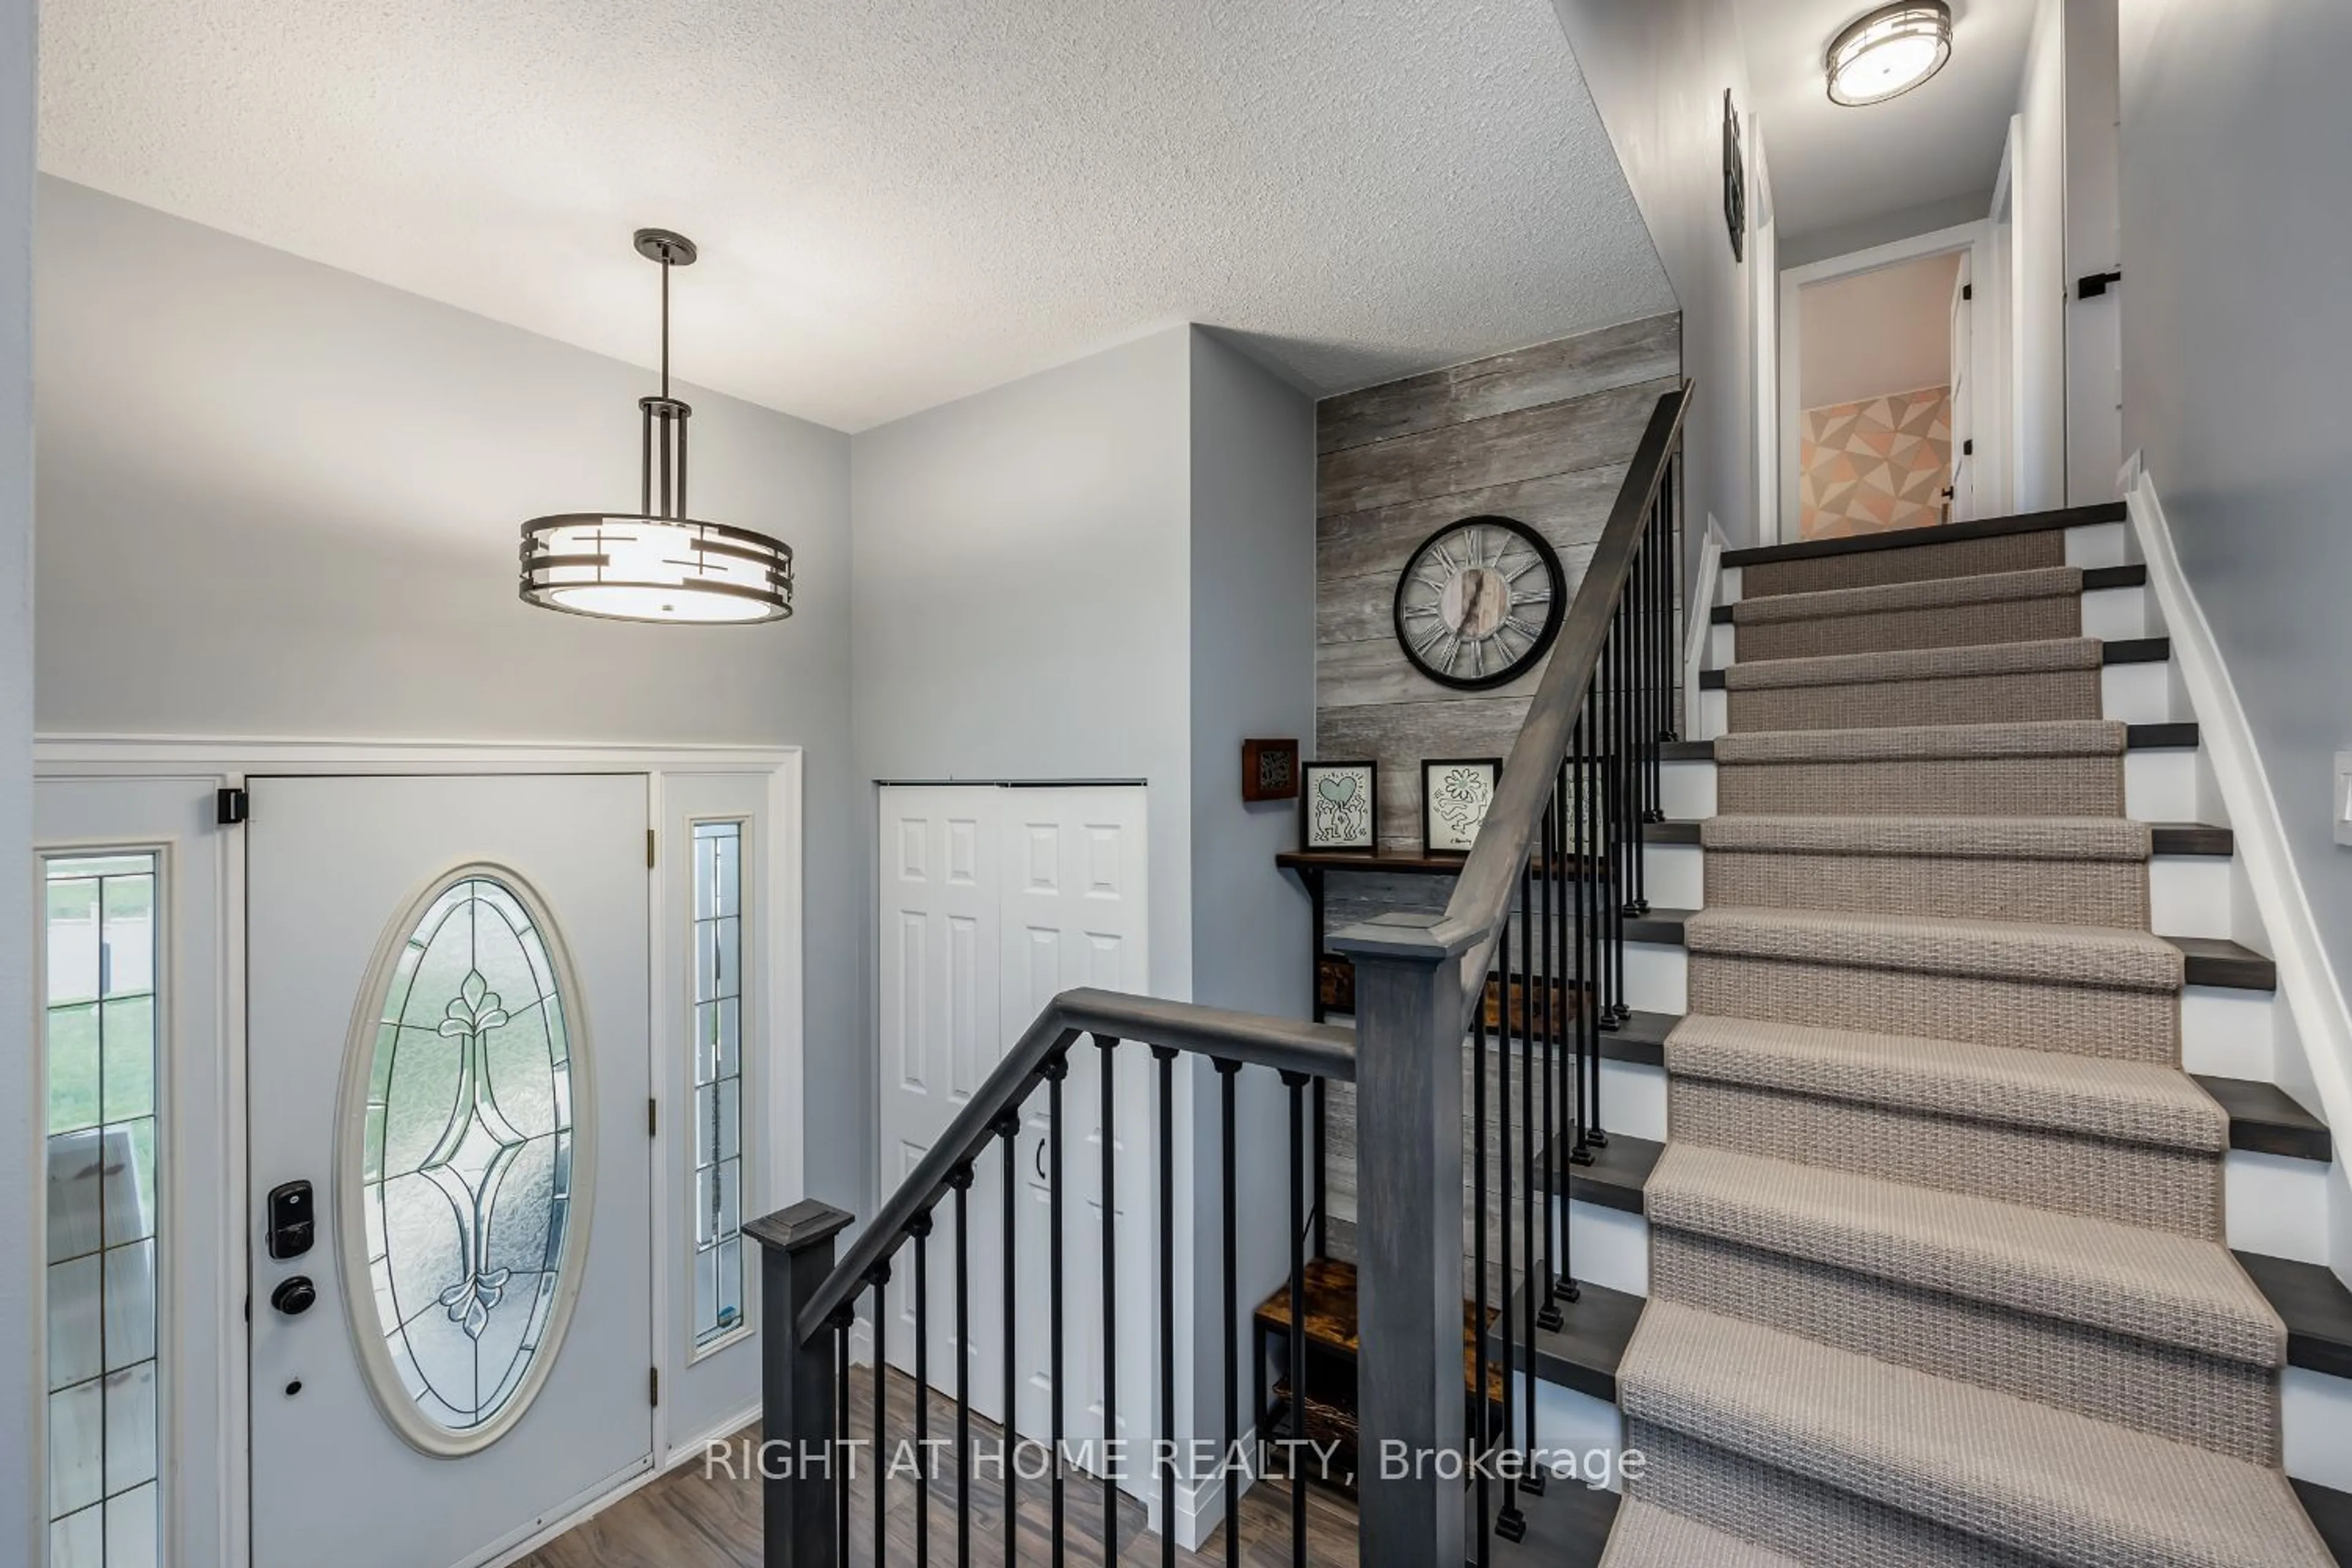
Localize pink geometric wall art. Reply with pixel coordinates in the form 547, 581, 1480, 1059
1798, 384, 1953, 540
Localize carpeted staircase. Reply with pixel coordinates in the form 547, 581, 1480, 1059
1601, 529, 2337, 1566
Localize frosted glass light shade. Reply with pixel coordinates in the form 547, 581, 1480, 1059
1826, 2, 1953, 107
519, 513, 793, 625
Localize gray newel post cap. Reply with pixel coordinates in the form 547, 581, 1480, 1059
1326, 910, 1481, 965
745, 1199, 856, 1254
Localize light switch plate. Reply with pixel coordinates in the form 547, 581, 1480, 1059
2336, 753, 2352, 846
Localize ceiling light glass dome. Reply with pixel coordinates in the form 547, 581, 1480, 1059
1826, 1, 1954, 107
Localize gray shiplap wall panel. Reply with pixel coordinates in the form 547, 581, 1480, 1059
1313, 317, 1679, 1255
1316, 376, 1675, 518
1317, 464, 1628, 586
1316, 312, 1683, 455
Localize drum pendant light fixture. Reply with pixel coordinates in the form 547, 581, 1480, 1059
519, 229, 794, 624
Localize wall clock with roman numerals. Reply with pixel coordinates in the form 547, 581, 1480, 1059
1391, 514, 1567, 691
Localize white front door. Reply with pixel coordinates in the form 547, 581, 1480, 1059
876, 785, 1150, 1481
246, 774, 654, 1568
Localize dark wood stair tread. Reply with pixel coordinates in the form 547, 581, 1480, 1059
1708, 561, 2148, 623
2294, 1479, 2352, 1567
2195, 1077, 2332, 1162
2237, 1251, 2352, 1381
1721, 502, 2126, 569
1484, 1278, 1645, 1404
2168, 935, 2277, 990
1694, 634, 2168, 688
1662, 722, 2200, 754
1639, 818, 2233, 856
1548, 1132, 1661, 1213
1480, 1474, 1621, 1568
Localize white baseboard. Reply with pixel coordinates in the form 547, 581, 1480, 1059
2124, 458, 2352, 1286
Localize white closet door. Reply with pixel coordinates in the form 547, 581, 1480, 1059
875, 785, 1148, 1485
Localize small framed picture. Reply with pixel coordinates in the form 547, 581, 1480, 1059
1422, 757, 1502, 854
1242, 737, 1300, 802
1300, 761, 1378, 853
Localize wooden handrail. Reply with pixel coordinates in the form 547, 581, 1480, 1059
1434, 382, 1693, 1014
795, 986, 1354, 1342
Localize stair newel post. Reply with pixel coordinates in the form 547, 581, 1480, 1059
1331, 914, 1470, 1568
747, 1199, 857, 1568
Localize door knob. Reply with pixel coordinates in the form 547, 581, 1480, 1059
271, 1276, 318, 1317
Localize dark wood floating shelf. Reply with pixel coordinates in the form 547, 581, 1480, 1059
1278, 848, 1472, 878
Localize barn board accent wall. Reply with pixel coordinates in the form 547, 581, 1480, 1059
1315, 311, 1681, 861
1311, 314, 1680, 1270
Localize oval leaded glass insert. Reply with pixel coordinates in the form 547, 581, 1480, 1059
347, 869, 589, 1454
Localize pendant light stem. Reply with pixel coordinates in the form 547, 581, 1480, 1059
660, 258, 671, 400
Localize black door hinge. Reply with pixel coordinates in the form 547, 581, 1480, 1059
1963, 439, 1975, 456
2078, 268, 2123, 299
648, 1098, 658, 1138
649, 1367, 661, 1408
1962, 282, 1974, 301
647, 828, 657, 870
216, 788, 249, 826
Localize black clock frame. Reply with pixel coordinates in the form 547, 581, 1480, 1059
1391, 514, 1568, 692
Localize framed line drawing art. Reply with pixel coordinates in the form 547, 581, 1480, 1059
1422, 757, 1501, 854
1242, 737, 1300, 802
1301, 760, 1377, 853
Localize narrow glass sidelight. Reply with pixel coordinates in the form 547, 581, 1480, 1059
691, 821, 747, 1349
43, 851, 163, 1568
348, 868, 590, 1455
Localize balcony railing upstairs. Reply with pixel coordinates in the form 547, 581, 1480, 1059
748, 380, 1692, 1568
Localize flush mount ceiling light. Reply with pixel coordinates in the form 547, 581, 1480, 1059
519, 228, 793, 625
1825, 1, 1954, 107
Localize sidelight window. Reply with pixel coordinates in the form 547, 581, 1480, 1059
44, 851, 163, 1568
691, 821, 747, 1350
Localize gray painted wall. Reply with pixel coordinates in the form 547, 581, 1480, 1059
2117, 1, 2352, 1064
2, 0, 36, 1553
1550, 0, 1755, 552
1183, 328, 1317, 1512
849, 325, 1197, 1242
31, 178, 870, 1210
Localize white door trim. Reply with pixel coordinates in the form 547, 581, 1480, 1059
1777, 219, 1997, 541
34, 736, 805, 1568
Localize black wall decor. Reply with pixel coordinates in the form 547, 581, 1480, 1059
1722, 88, 1747, 263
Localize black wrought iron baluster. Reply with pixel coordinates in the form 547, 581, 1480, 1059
1554, 760, 1585, 1297
1096, 1035, 1120, 1568
872, 1267, 891, 1568
998, 1114, 1022, 1568
1153, 1046, 1178, 1568
1572, 707, 1593, 1167
1283, 1071, 1310, 1563
1539, 786, 1565, 1333
1312, 1079, 1329, 1261
1669, 453, 1685, 742
1604, 616, 1630, 1031
1216, 1059, 1242, 1568
1517, 860, 1544, 1497
835, 1306, 855, 1558
1495, 956, 1524, 1543
912, 1214, 933, 1568
1623, 585, 1650, 919
951, 1166, 975, 1566
1044, 1051, 1071, 1568
1588, 675, 1611, 1143
1472, 995, 1492, 1567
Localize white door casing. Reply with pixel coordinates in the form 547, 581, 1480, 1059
876, 785, 1151, 1487
35, 777, 231, 1568
1948, 251, 1976, 522
246, 774, 653, 1568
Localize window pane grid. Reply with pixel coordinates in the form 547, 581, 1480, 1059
690, 822, 746, 1349
43, 852, 162, 1568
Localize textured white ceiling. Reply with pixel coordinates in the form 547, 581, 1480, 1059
40, 0, 1675, 432
1736, 0, 2036, 244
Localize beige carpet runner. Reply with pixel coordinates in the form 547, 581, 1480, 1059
1601, 531, 2334, 1566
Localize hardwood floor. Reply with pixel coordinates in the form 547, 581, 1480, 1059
518, 1365, 1362, 1567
